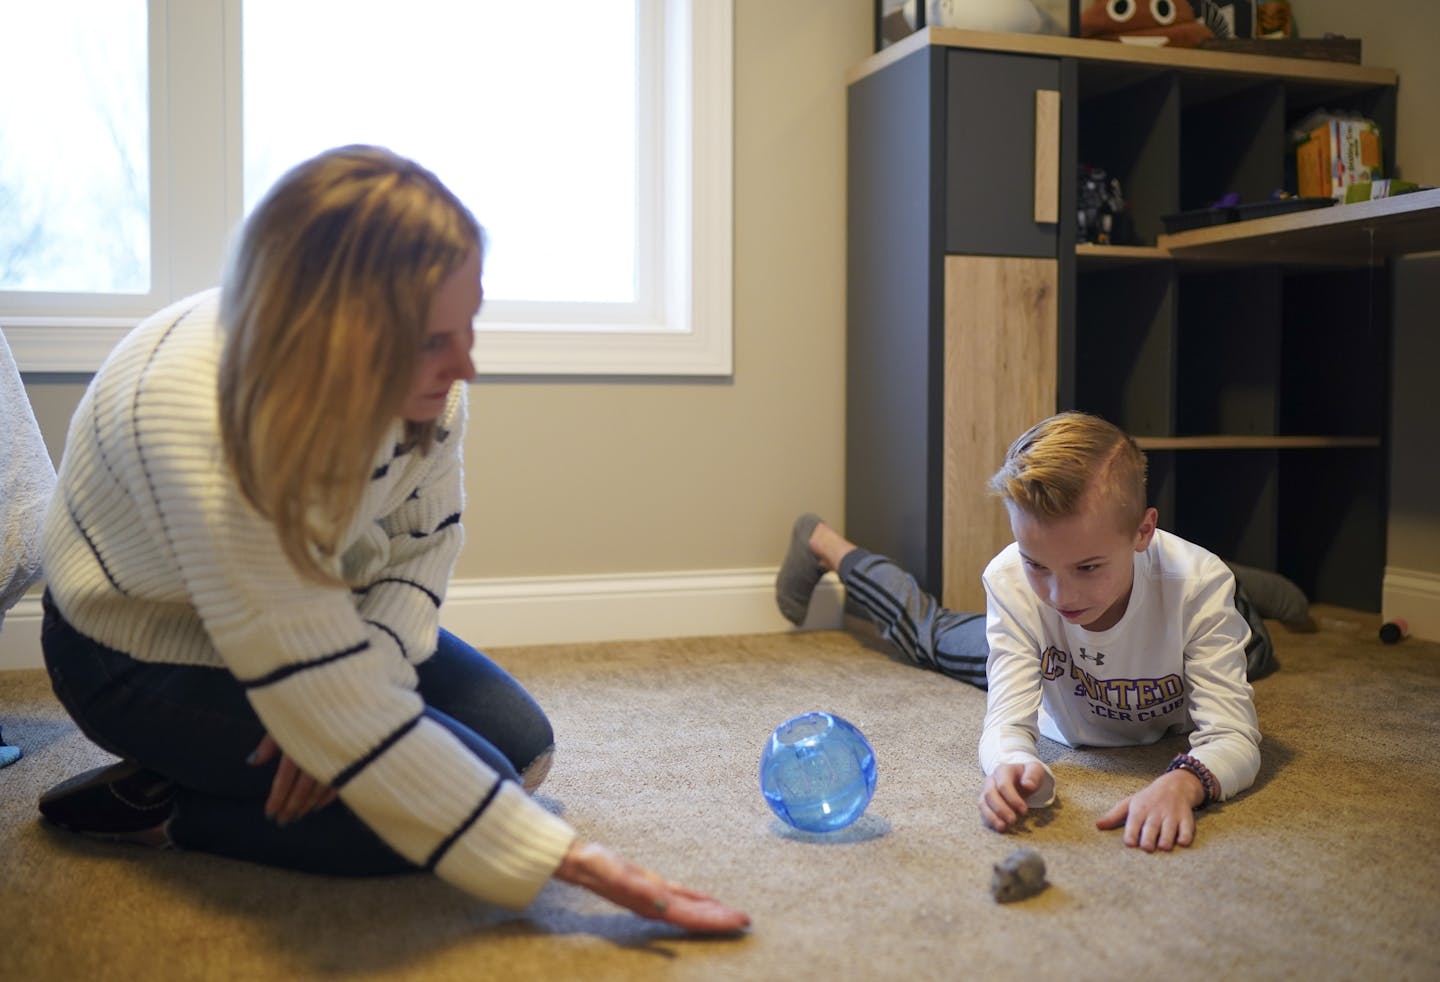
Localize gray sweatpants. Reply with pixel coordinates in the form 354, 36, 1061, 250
836, 549, 1277, 687
837, 549, 989, 690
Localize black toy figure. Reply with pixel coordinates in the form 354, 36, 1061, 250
1077, 164, 1127, 245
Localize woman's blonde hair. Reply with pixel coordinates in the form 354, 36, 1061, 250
988, 412, 1148, 532
218, 145, 481, 585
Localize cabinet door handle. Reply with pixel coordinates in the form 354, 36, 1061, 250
1033, 89, 1060, 225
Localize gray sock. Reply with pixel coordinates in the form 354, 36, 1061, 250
776, 513, 824, 625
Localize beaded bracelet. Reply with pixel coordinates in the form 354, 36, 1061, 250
1166, 753, 1221, 808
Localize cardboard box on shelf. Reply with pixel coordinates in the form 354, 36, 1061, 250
1343, 179, 1420, 203
1296, 118, 1382, 200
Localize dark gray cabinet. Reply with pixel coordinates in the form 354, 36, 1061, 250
943, 49, 1062, 257
848, 40, 1064, 612
848, 31, 1426, 612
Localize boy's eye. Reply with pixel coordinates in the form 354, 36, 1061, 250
1077, 564, 1099, 573
422, 334, 447, 353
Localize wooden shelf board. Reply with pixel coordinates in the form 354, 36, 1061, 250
1134, 435, 1381, 450
852, 27, 1397, 86
1157, 189, 1440, 264
1076, 243, 1171, 267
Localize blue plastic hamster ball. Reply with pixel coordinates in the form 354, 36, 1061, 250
759, 711, 877, 833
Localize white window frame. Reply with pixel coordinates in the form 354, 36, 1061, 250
2, 0, 732, 377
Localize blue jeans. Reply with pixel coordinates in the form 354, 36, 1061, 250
42, 593, 554, 876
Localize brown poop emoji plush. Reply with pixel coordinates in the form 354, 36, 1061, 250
1080, 0, 1214, 47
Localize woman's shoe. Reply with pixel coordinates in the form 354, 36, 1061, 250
38, 760, 175, 839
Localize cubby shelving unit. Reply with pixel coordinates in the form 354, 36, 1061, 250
846, 28, 1438, 613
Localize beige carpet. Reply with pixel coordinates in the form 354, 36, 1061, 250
3, 606, 1438, 981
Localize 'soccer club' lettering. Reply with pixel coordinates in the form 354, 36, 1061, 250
1039, 645, 1186, 722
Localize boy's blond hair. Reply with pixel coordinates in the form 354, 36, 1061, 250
988, 412, 1148, 532
218, 145, 481, 586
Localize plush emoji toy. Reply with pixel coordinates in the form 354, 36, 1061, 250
1080, 0, 1215, 47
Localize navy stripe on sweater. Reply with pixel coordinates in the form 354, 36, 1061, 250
64, 500, 130, 596
330, 712, 423, 789
365, 618, 406, 660
130, 306, 201, 576
425, 779, 504, 871
240, 640, 371, 689
371, 442, 416, 481
67, 306, 201, 599
409, 512, 460, 539
351, 577, 441, 607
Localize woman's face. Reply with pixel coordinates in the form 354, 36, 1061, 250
401, 247, 481, 423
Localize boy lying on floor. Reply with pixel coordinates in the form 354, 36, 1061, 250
777, 412, 1298, 852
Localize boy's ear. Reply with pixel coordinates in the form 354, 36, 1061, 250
1134, 507, 1159, 552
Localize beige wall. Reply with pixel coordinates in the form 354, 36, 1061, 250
1295, 0, 1440, 181
1297, 0, 1440, 584
464, 1, 868, 577
20, 2, 872, 582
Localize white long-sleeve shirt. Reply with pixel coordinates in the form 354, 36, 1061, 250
978, 529, 1261, 806
42, 291, 574, 908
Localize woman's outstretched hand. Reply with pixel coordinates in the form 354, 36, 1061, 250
249, 733, 338, 824
553, 839, 751, 933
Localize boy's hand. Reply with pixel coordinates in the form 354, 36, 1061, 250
979, 762, 1049, 832
1095, 769, 1206, 851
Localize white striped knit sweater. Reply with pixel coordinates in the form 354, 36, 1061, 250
42, 290, 574, 908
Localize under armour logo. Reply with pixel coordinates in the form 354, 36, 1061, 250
1075, 647, 1105, 666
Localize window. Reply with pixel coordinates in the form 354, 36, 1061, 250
0, 4, 149, 296
1, 0, 732, 376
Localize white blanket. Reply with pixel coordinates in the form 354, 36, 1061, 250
0, 329, 55, 624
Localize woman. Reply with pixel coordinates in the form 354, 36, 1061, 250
38, 145, 747, 933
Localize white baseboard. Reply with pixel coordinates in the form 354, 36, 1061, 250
0, 569, 846, 671
1382, 566, 1440, 643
